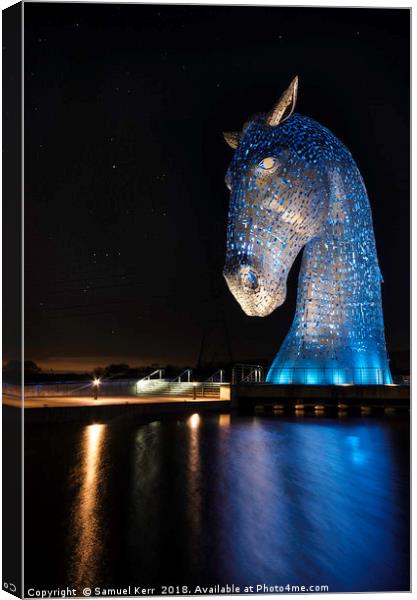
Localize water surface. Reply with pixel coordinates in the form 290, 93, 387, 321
25, 414, 409, 593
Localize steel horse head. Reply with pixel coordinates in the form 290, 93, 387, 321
223, 77, 392, 385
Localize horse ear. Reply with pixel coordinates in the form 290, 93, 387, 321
267, 76, 298, 127
223, 131, 241, 149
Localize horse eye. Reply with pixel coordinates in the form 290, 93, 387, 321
258, 157, 277, 171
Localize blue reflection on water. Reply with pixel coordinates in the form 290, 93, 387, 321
128, 417, 409, 592
24, 415, 409, 594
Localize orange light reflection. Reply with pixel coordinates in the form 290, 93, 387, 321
69, 423, 107, 589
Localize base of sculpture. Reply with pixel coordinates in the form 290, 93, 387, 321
267, 358, 393, 385
266, 368, 392, 385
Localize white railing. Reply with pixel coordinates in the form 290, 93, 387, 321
205, 369, 225, 384
138, 369, 165, 382
232, 364, 264, 384
171, 369, 192, 383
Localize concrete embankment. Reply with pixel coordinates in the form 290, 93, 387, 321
233, 383, 410, 414
4, 395, 230, 423
4, 382, 409, 422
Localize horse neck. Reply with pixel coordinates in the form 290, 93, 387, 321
294, 166, 383, 338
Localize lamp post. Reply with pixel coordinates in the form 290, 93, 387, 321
93, 377, 101, 400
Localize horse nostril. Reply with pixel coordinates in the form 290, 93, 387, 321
242, 269, 259, 291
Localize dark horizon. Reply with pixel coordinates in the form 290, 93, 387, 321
19, 4, 409, 372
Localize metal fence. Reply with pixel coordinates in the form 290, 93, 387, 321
4, 378, 223, 400
232, 364, 265, 384
135, 380, 221, 398
21, 379, 137, 398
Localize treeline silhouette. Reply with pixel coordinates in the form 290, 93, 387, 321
4, 360, 263, 384
3, 350, 409, 385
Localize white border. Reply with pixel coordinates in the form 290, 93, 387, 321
0, 2, 412, 600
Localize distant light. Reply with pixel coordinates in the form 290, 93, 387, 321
189, 413, 200, 429
93, 378, 101, 387
219, 414, 230, 427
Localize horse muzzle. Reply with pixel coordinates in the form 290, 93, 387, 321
223, 265, 286, 317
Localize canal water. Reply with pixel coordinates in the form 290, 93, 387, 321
24, 414, 409, 594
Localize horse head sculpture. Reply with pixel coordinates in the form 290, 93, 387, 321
223, 77, 392, 385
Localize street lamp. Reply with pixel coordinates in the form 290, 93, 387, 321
93, 377, 101, 400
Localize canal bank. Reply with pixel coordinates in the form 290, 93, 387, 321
233, 383, 410, 414
3, 398, 230, 424
4, 380, 410, 422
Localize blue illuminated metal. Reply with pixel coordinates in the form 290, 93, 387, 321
223, 78, 392, 385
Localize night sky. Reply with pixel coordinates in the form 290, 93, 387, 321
23, 4, 410, 372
